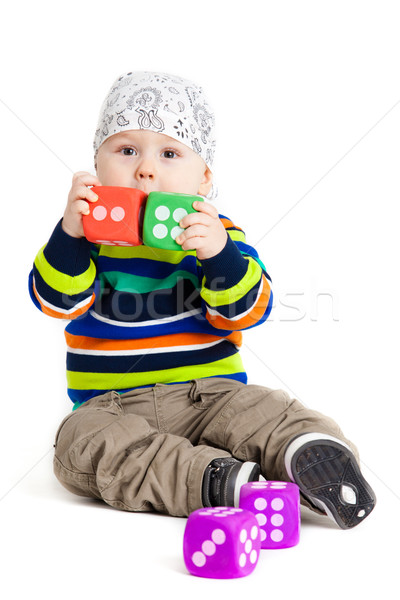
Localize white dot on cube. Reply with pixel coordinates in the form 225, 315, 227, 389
260, 530, 267, 541
271, 497, 284, 511
250, 526, 258, 540
256, 513, 267, 526
192, 551, 206, 567
271, 483, 287, 489
202, 540, 216, 556
254, 497, 267, 511
93, 205, 107, 221
271, 529, 284, 543
211, 529, 226, 545
153, 224, 168, 239
271, 513, 284, 526
250, 550, 258, 564
245, 540, 252, 554
240, 529, 247, 543
251, 482, 268, 487
173, 207, 188, 222
110, 206, 125, 221
171, 226, 184, 240
155, 205, 170, 220
271, 513, 284, 527
239, 553, 246, 568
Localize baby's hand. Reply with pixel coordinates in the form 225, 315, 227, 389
62, 171, 102, 238
175, 201, 228, 260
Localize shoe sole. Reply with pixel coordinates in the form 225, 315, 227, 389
289, 438, 376, 529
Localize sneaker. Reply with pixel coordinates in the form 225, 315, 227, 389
202, 457, 261, 508
285, 433, 376, 529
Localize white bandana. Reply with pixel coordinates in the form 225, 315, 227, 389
93, 71, 216, 175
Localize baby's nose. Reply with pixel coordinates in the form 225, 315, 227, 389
136, 159, 155, 180
138, 168, 154, 179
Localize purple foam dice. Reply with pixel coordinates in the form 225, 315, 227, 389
239, 481, 300, 549
183, 507, 261, 579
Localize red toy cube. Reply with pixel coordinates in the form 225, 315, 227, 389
82, 186, 147, 246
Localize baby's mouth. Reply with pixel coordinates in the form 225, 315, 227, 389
134, 184, 156, 196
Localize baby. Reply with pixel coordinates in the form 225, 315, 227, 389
29, 71, 375, 528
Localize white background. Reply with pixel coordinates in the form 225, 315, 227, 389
1, 0, 399, 597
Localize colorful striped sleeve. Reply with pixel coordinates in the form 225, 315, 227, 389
199, 216, 273, 331
29, 220, 97, 319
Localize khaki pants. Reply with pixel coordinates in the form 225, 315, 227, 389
53, 378, 357, 516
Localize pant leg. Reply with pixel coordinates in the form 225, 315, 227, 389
53, 388, 231, 516
53, 378, 358, 516
189, 378, 359, 481
134, 377, 359, 516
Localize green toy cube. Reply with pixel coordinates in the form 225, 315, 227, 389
143, 192, 203, 250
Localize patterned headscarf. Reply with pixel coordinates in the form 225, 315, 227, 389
93, 71, 216, 174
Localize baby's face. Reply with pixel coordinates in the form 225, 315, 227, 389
96, 130, 212, 197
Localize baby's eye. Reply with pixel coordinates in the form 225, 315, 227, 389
121, 147, 136, 156
162, 149, 178, 159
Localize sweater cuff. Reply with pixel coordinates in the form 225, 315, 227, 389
200, 235, 249, 291
43, 219, 93, 276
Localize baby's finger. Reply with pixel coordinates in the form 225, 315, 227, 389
179, 236, 202, 252
192, 200, 219, 219
72, 171, 102, 187
75, 199, 91, 216
175, 224, 207, 245
73, 184, 99, 203
179, 211, 211, 229
86, 187, 99, 202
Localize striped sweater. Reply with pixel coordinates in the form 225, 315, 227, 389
29, 215, 273, 407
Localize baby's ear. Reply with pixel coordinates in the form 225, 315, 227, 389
198, 166, 213, 197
